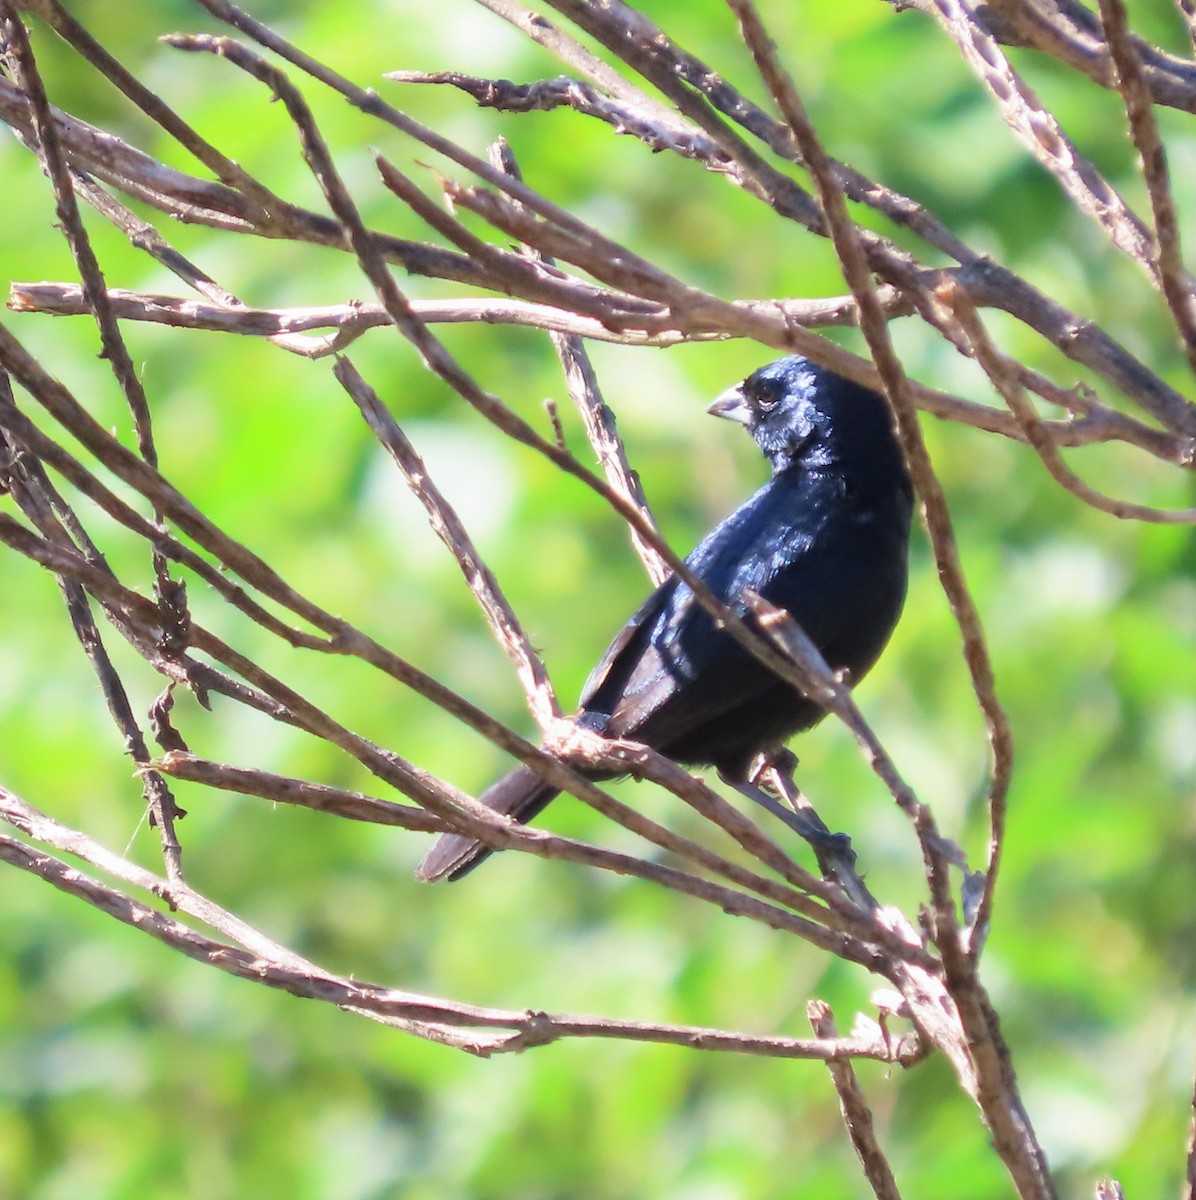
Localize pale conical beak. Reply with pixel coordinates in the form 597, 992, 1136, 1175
707, 383, 752, 425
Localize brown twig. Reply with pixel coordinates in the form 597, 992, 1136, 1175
188, 0, 1196, 444
153, 752, 446, 832
0, 784, 924, 1061
1, 5, 190, 875
943, 284, 1196, 523
533, 0, 1195, 443
7, 281, 907, 342
725, 12, 1051, 1197
160, 735, 932, 968
485, 136, 670, 586
4, 18, 1193, 451
19, 0, 283, 219
808, 1000, 904, 1200
389, 69, 719, 160
927, 0, 1155, 276
743, 595, 934, 828
886, 0, 1196, 116
333, 356, 561, 728
9, 279, 1189, 463
1097, 0, 1196, 374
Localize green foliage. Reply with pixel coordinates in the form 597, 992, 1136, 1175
1, 3, 1194, 1198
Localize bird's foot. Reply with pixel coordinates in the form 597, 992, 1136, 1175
723, 773, 875, 911
747, 748, 799, 793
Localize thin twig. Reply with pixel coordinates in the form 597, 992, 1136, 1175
725, 13, 1050, 1197
485, 136, 670, 586
333, 356, 561, 728
887, 0, 1196, 116
154, 752, 450, 832
531, 0, 1195, 442
1, 4, 189, 875
943, 284, 1196, 523
4, 29, 1192, 449
1097, 0, 1196, 373
926, 0, 1155, 274
0, 785, 923, 1060
185, 0, 1196, 442
389, 69, 718, 160
808, 1000, 904, 1200
10, 279, 1188, 461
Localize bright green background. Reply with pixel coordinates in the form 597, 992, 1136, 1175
1, 2, 1194, 1197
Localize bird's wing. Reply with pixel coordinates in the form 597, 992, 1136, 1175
603, 556, 815, 746
578, 474, 876, 752
576, 486, 785, 721
581, 484, 812, 734
602, 596, 741, 738
577, 576, 681, 714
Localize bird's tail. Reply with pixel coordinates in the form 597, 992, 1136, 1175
415, 764, 561, 883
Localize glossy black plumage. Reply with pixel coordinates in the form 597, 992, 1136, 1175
417, 356, 914, 882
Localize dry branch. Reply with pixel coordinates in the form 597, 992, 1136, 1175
0, 785, 925, 1061
0, 1, 1193, 1194
809, 1000, 904, 1200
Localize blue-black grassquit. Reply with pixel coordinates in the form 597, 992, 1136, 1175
418, 355, 913, 881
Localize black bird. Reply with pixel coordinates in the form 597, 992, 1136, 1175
417, 355, 913, 882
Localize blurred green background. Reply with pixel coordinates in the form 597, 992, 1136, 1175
1, 1, 1194, 1197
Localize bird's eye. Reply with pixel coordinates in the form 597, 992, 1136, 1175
753, 381, 783, 411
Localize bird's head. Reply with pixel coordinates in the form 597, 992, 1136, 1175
708, 355, 900, 473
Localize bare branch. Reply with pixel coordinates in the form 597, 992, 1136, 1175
1097, 0, 1196, 373
333, 356, 561, 727
944, 284, 1196, 523
925, 0, 1154, 275
388, 69, 718, 160
8, 281, 907, 342
886, 0, 1196, 117
485, 136, 670, 586
189, 0, 1196, 443
0, 8, 188, 876
533, 0, 1195, 442
153, 753, 449, 833
723, 12, 1050, 1194
10, 280, 1186, 466
0, 786, 924, 1061
809, 1001, 904, 1200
